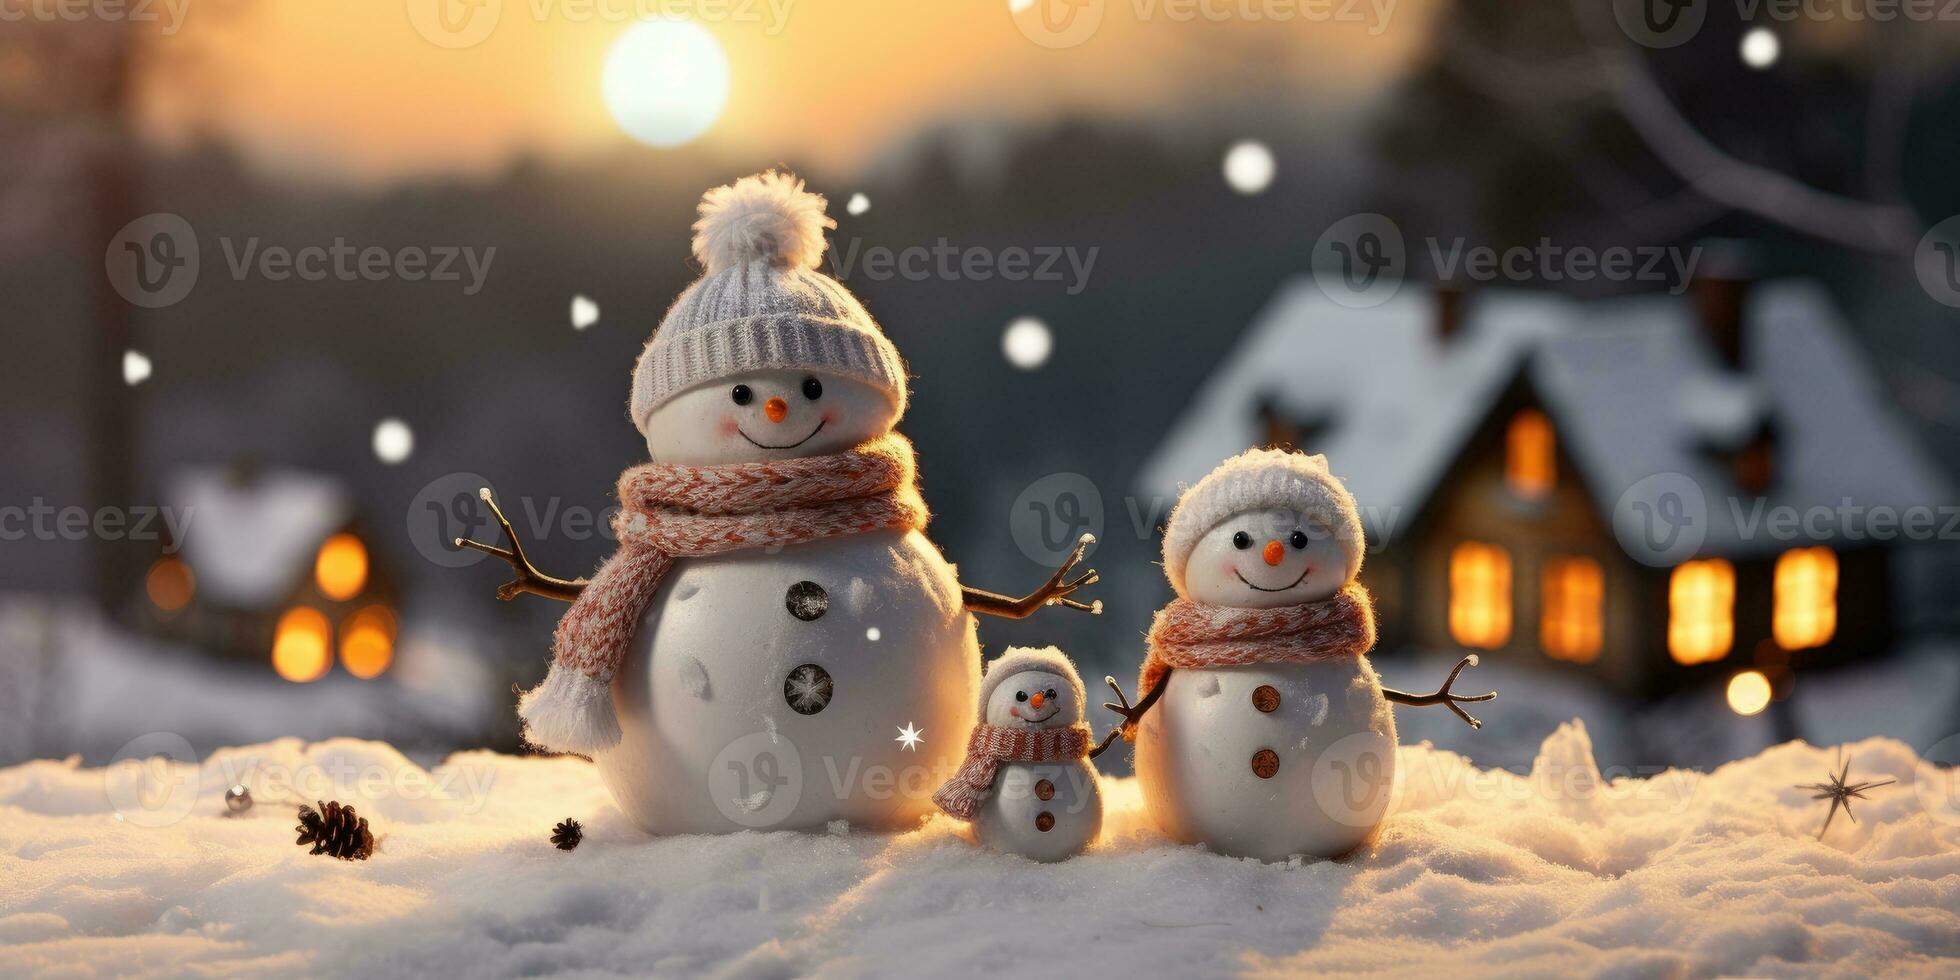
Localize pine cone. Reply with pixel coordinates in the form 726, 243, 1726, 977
550, 818, 583, 851
295, 800, 375, 861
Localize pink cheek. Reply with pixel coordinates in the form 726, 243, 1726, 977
1221, 561, 1238, 577
820, 408, 838, 425
717, 415, 742, 437
1009, 706, 1020, 718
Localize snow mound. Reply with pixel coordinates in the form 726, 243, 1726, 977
2, 723, 1957, 978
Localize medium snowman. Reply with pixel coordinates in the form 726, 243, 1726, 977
1104, 449, 1492, 861
458, 171, 1098, 835
933, 647, 1105, 862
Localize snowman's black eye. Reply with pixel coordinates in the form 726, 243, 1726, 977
731, 384, 753, 406
1015, 691, 1029, 702
1289, 530, 1309, 549
801, 376, 823, 400
1231, 531, 1252, 550
1045, 688, 1058, 699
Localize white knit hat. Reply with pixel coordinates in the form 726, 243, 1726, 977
629, 171, 909, 435
1161, 448, 1365, 597
977, 646, 1086, 714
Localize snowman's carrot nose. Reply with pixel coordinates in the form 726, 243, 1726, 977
1262, 540, 1285, 566
1030, 691, 1045, 709
764, 397, 789, 423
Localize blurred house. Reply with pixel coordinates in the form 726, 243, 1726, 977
141, 463, 400, 683
1140, 272, 1950, 699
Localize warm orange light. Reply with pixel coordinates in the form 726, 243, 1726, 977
314, 533, 369, 602
1541, 556, 1603, 663
272, 607, 332, 682
1449, 541, 1512, 649
1669, 558, 1735, 665
339, 605, 397, 680
1727, 669, 1772, 716
146, 557, 196, 613
1773, 547, 1837, 650
1505, 409, 1556, 500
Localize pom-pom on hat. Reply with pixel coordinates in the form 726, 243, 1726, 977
977, 646, 1086, 715
629, 171, 909, 435
1161, 448, 1366, 598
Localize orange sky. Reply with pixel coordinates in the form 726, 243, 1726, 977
140, 0, 1437, 183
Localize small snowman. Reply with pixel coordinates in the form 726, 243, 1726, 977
934, 647, 1104, 862
1104, 449, 1492, 862
458, 171, 1098, 835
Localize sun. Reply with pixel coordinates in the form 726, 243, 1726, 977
601, 20, 731, 148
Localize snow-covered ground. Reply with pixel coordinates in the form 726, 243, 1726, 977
4, 724, 1957, 978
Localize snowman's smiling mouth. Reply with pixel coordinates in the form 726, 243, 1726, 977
1236, 567, 1311, 593
739, 420, 825, 450
1015, 707, 1059, 725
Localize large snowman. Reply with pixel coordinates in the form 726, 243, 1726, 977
1106, 449, 1491, 861
933, 647, 1104, 862
459, 172, 1097, 835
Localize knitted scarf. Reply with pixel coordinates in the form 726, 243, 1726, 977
517, 434, 927, 754
1138, 584, 1376, 701
932, 723, 1093, 820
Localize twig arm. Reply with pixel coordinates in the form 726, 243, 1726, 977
1092, 671, 1169, 756
454, 488, 587, 603
961, 533, 1102, 619
1381, 655, 1496, 729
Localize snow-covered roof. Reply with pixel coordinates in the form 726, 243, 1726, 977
166, 467, 354, 609
1138, 278, 1949, 562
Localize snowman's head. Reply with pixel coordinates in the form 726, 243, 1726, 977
1163, 448, 1365, 606
629, 171, 909, 460
642, 369, 898, 464
1181, 507, 1349, 607
983, 670, 1080, 728
978, 647, 1086, 730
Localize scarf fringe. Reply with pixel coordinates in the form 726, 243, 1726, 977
518, 667, 621, 754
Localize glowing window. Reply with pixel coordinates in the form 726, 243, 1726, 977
1541, 556, 1603, 663
1773, 547, 1837, 650
272, 607, 332, 683
1505, 409, 1556, 500
339, 605, 397, 680
314, 533, 369, 602
1449, 541, 1512, 649
1668, 558, 1735, 665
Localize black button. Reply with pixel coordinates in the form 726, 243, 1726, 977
784, 663, 833, 715
785, 581, 829, 621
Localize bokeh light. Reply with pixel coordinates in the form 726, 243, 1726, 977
1740, 28, 1780, 70
145, 557, 195, 613
314, 533, 370, 602
339, 605, 397, 680
602, 20, 731, 148
1727, 670, 1772, 716
1002, 317, 1054, 371
1223, 140, 1276, 195
372, 418, 414, 464
272, 607, 332, 683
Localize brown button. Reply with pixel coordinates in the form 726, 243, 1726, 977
1035, 811, 1055, 832
1252, 685, 1281, 713
1034, 779, 1055, 801
1251, 748, 1280, 779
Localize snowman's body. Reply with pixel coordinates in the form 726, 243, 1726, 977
973, 758, 1101, 862
1135, 657, 1396, 862
597, 529, 979, 834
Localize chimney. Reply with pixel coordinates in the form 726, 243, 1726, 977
1689, 239, 1759, 372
